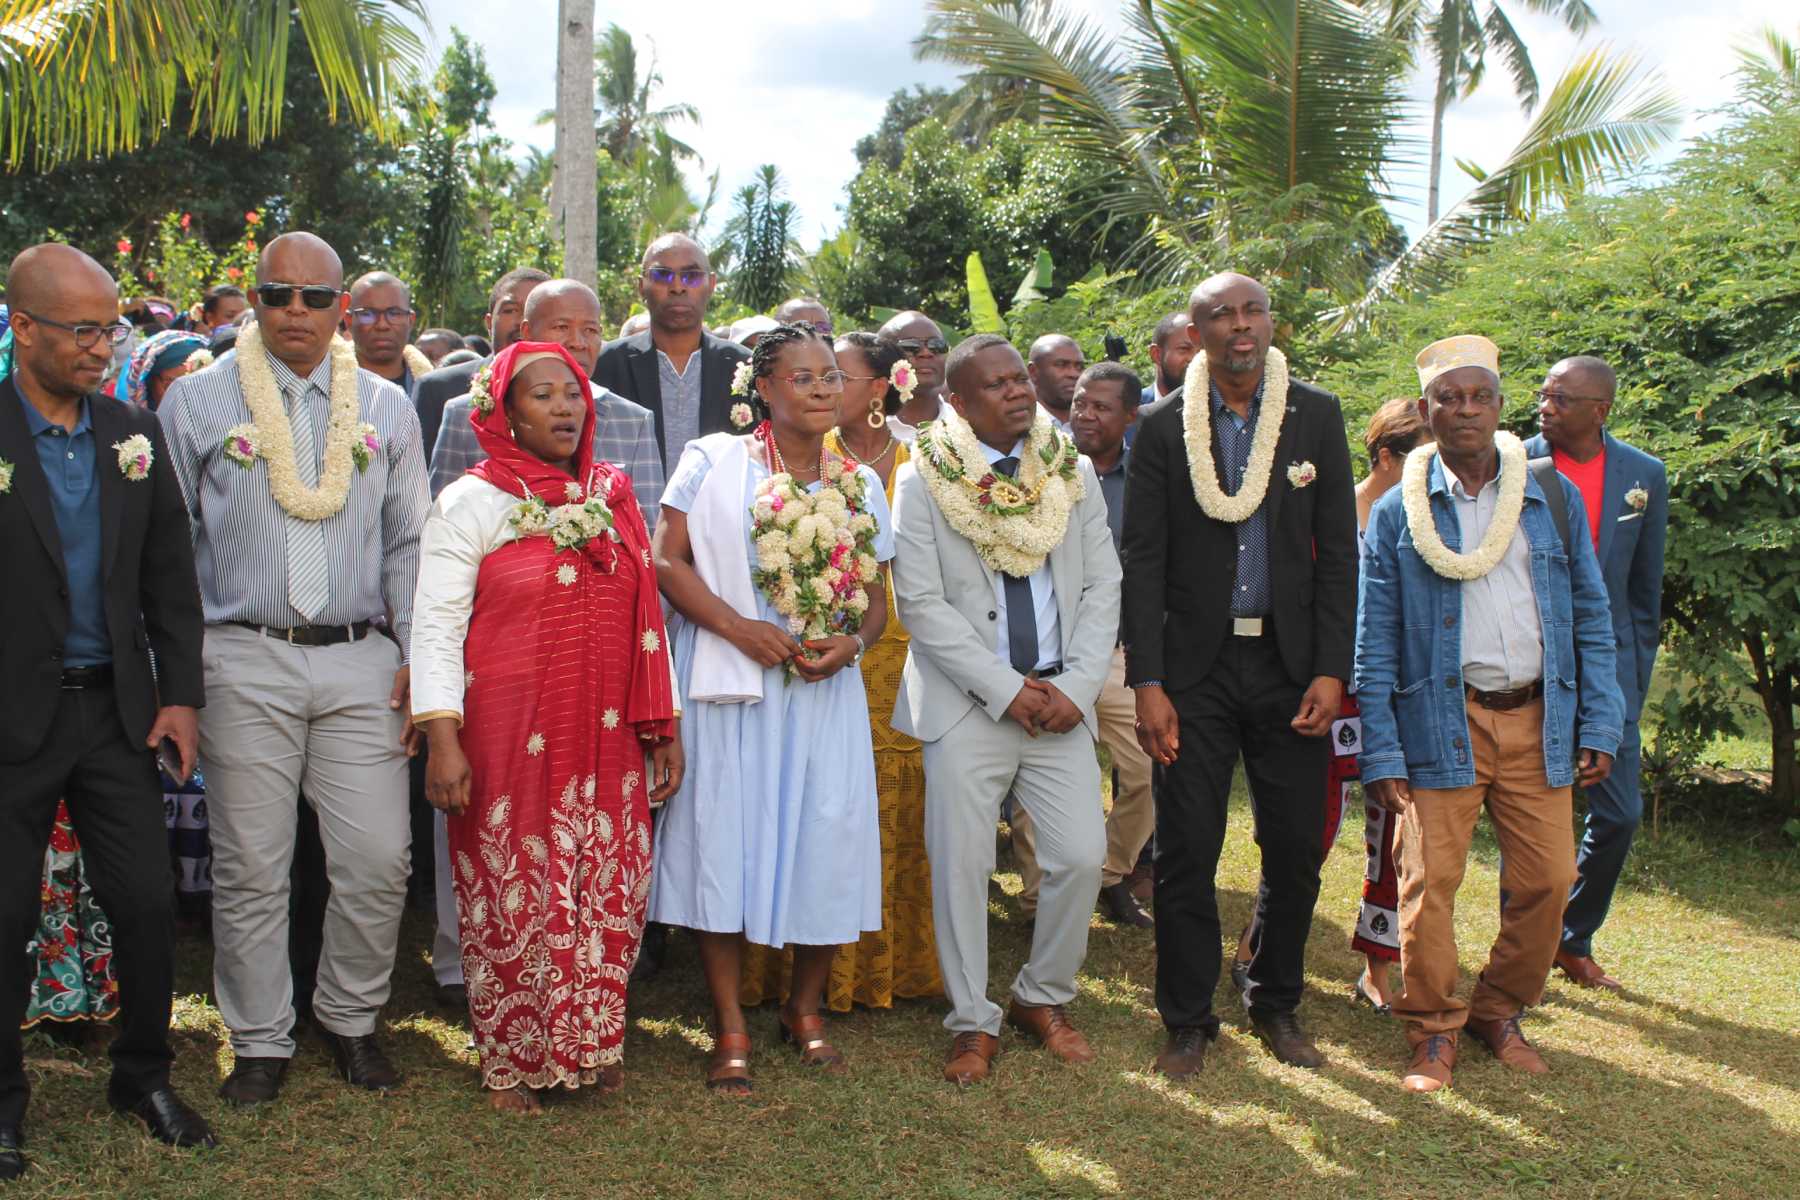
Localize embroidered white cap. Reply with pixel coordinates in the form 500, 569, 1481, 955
1415, 334, 1500, 393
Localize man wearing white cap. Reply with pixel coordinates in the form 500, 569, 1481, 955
1355, 334, 1623, 1093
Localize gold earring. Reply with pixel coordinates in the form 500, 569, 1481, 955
866, 391, 885, 429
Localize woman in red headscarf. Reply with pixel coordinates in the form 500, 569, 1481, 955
409, 341, 683, 1113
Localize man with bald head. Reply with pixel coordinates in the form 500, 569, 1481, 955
1027, 334, 1085, 432
877, 310, 949, 438
1122, 271, 1358, 1077
0, 244, 214, 1172
160, 231, 431, 1107
774, 296, 832, 336
594, 232, 749, 477
345, 271, 422, 398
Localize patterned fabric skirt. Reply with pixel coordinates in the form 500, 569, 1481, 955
24, 801, 118, 1027
740, 628, 944, 1011
1340, 694, 1399, 963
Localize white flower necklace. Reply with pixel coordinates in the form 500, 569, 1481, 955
233, 324, 364, 521
1180, 348, 1290, 523
913, 404, 1084, 577
1401, 431, 1528, 580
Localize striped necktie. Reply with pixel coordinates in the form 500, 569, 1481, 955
285, 382, 330, 622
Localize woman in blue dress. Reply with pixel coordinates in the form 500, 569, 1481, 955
650, 323, 889, 1095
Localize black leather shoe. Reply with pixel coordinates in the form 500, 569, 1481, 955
107, 1083, 218, 1149
218, 1056, 289, 1108
1098, 882, 1154, 928
1249, 1009, 1325, 1069
434, 983, 468, 1011
0, 1123, 24, 1180
1152, 1027, 1211, 1080
319, 1030, 401, 1091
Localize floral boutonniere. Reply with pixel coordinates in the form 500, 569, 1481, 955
1286, 461, 1317, 489
729, 402, 755, 430
1625, 485, 1648, 512
114, 434, 154, 482
0, 457, 13, 495
469, 364, 496, 415
350, 423, 380, 472
223, 424, 261, 469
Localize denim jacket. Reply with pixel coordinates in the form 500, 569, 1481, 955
1355, 454, 1623, 790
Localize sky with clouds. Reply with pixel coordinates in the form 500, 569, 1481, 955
427, 0, 1794, 244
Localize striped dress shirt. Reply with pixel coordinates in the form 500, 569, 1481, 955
427, 383, 666, 531
159, 348, 431, 656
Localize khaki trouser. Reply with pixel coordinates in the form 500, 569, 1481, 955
1393, 696, 1576, 1041
1015, 647, 1155, 908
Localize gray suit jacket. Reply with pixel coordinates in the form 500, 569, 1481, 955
890, 455, 1121, 743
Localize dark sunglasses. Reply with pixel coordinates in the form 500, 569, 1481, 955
894, 337, 948, 355
644, 266, 708, 288
256, 283, 342, 310
20, 312, 133, 349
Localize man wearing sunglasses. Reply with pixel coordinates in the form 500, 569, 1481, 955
0, 244, 215, 1176
344, 272, 421, 401
159, 231, 431, 1110
876, 311, 950, 439
594, 233, 749, 479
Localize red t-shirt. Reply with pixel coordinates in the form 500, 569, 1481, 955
1552, 445, 1605, 550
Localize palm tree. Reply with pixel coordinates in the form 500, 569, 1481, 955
592, 22, 699, 166
1367, 0, 1598, 223
720, 165, 802, 312
1735, 24, 1799, 113
0, 0, 429, 170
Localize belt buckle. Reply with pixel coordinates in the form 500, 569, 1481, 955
285, 626, 301, 646
1232, 617, 1264, 637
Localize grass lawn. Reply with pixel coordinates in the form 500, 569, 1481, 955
13, 778, 1799, 1200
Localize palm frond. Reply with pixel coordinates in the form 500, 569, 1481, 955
1735, 24, 1800, 111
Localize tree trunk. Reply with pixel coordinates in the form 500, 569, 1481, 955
1427, 73, 1448, 226
555, 0, 597, 288
1770, 666, 1796, 809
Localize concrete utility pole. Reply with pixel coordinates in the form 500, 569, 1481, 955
554, 0, 597, 288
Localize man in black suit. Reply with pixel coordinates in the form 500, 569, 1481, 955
0, 244, 216, 1177
593, 232, 749, 477
1122, 272, 1357, 1078
413, 266, 548, 458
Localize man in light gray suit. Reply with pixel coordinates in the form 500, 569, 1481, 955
891, 334, 1121, 1086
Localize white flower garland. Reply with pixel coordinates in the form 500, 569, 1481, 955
1401, 431, 1528, 580
402, 344, 432, 378
233, 323, 364, 522
0, 458, 14, 494
509, 490, 619, 554
1179, 347, 1290, 523
913, 404, 1084, 577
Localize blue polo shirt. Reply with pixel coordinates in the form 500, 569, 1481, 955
19, 392, 110, 667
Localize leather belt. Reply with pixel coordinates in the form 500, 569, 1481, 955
230, 620, 373, 647
60, 663, 114, 689
1231, 617, 1267, 637
1466, 680, 1544, 711
1028, 663, 1065, 680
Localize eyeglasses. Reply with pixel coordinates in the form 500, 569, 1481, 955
777, 370, 849, 390
894, 337, 948, 355
794, 319, 834, 336
643, 266, 708, 288
348, 306, 416, 327
1532, 388, 1607, 409
256, 283, 342, 310
20, 312, 132, 348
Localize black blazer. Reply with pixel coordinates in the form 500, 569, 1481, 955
413, 356, 484, 466
1121, 377, 1358, 692
0, 378, 204, 762
592, 330, 750, 461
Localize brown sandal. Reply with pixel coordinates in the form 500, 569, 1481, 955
780, 1012, 846, 1072
706, 1031, 752, 1095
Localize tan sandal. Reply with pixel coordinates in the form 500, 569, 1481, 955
779, 1012, 846, 1073
706, 1031, 752, 1095
485, 1086, 541, 1114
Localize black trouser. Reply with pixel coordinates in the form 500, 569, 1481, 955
1153, 632, 1328, 1032
0, 685, 174, 1124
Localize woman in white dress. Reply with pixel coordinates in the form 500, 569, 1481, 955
649, 323, 890, 1095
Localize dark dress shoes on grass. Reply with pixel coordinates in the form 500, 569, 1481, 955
1153, 1027, 1212, 1080
1249, 1009, 1324, 1069
218, 1056, 289, 1108
320, 1030, 402, 1091
1098, 881, 1154, 928
435, 982, 468, 1011
0, 1124, 24, 1180
107, 1082, 218, 1149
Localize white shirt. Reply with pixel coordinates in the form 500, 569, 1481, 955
1450, 471, 1544, 691
981, 439, 1062, 672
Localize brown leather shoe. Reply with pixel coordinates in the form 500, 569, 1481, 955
1402, 1034, 1456, 1092
1555, 949, 1623, 992
943, 1032, 1000, 1084
1466, 1015, 1549, 1074
1006, 1000, 1095, 1063
1153, 1028, 1211, 1080
1248, 1009, 1324, 1069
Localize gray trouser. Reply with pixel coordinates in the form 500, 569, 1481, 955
432, 810, 463, 986
199, 623, 412, 1058
924, 708, 1104, 1036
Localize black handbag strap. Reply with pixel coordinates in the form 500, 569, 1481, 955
1528, 456, 1573, 559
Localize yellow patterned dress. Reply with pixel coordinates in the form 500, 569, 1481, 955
740, 434, 944, 1010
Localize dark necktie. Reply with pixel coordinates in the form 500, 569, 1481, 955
994, 456, 1038, 674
